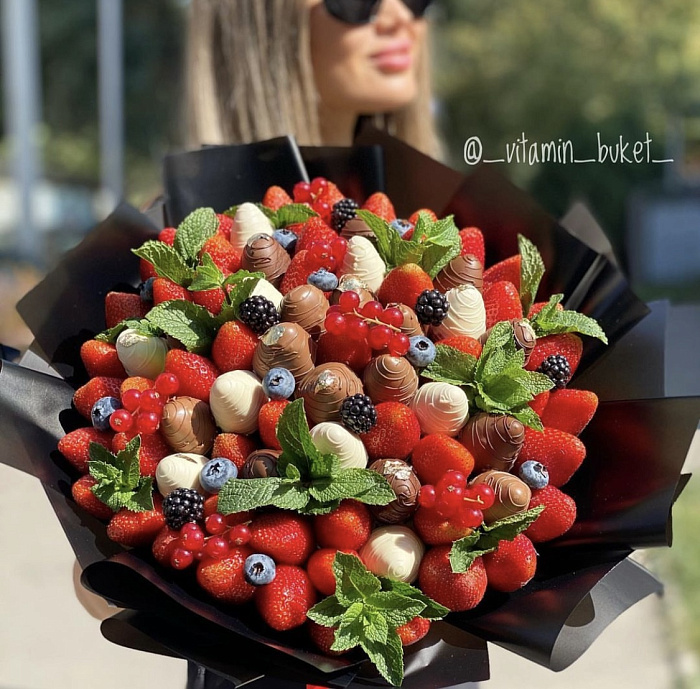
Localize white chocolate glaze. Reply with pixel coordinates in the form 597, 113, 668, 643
155, 452, 208, 497
230, 203, 274, 252
209, 370, 267, 434
432, 283, 487, 340
411, 381, 469, 436
309, 422, 368, 469
115, 329, 168, 379
340, 236, 386, 292
359, 526, 425, 583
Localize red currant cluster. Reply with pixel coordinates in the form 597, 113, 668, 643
293, 177, 334, 223
167, 515, 252, 570
109, 372, 180, 435
307, 237, 348, 272
417, 471, 496, 528
324, 291, 410, 356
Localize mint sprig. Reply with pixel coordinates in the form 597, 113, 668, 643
224, 202, 317, 229
307, 553, 449, 686
88, 436, 154, 513
132, 241, 195, 285
217, 400, 395, 516
95, 318, 162, 344
530, 294, 608, 343
145, 300, 219, 353
518, 234, 545, 316
449, 506, 545, 573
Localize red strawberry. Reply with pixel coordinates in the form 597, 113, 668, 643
314, 501, 372, 551
164, 350, 219, 403
191, 288, 226, 315
216, 214, 233, 240
525, 333, 583, 377
483, 534, 537, 592
377, 264, 434, 309
307, 547, 358, 596
105, 292, 148, 329
540, 389, 598, 436
483, 281, 523, 329
437, 335, 482, 359
296, 217, 337, 254
526, 485, 576, 543
211, 320, 259, 372
212, 433, 259, 471
308, 621, 347, 656
397, 617, 431, 646
112, 431, 170, 477
258, 400, 289, 450
529, 390, 550, 417
459, 227, 485, 266
255, 565, 317, 631
483, 255, 521, 290
58, 428, 113, 474
197, 546, 256, 604
528, 300, 564, 319
152, 278, 192, 305
263, 185, 293, 211
158, 227, 177, 245
418, 546, 487, 612
200, 235, 242, 274
80, 340, 127, 378
250, 512, 315, 565
280, 249, 316, 295
152, 526, 180, 565
71, 474, 114, 520
315, 331, 372, 374
408, 208, 438, 225
413, 507, 474, 545
411, 434, 475, 486
362, 192, 396, 222
120, 376, 154, 396
106, 495, 165, 547
319, 181, 344, 209
361, 402, 421, 461
514, 427, 586, 487
73, 376, 123, 419
140, 258, 159, 282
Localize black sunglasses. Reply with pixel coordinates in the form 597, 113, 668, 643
324, 0, 434, 25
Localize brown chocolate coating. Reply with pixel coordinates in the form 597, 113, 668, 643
470, 470, 531, 523
252, 322, 316, 383
241, 233, 291, 287
340, 217, 375, 240
296, 362, 363, 425
392, 303, 424, 337
242, 449, 281, 479
281, 284, 329, 339
368, 459, 421, 524
160, 396, 216, 455
330, 274, 374, 307
434, 254, 484, 293
363, 355, 419, 405
480, 319, 537, 365
459, 413, 525, 473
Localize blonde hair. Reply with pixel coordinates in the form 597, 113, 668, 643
186, 0, 441, 158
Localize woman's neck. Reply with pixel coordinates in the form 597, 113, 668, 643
318, 103, 358, 146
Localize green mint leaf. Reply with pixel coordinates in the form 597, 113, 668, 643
270, 481, 311, 511
365, 591, 425, 628
302, 498, 341, 515
88, 441, 118, 465
355, 210, 399, 268
422, 344, 478, 385
361, 629, 404, 687
275, 204, 318, 228
334, 552, 381, 605
378, 578, 449, 620
518, 234, 545, 316
91, 484, 126, 512
217, 477, 289, 513
307, 453, 339, 481
223, 270, 265, 319
275, 398, 318, 478
145, 300, 217, 353
88, 460, 121, 484
364, 609, 389, 645
511, 405, 545, 432
516, 369, 555, 397
421, 216, 461, 278
332, 602, 365, 652
127, 477, 155, 512
285, 463, 302, 481
189, 253, 225, 292
132, 241, 195, 286
95, 318, 161, 344
174, 208, 218, 265
477, 321, 516, 373
393, 240, 427, 268
307, 595, 347, 627
532, 301, 608, 344
308, 468, 395, 506
532, 293, 564, 322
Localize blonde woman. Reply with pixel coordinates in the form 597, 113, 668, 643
186, 0, 440, 157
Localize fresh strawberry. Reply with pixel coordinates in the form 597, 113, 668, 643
120, 376, 154, 396
216, 213, 234, 240
413, 507, 474, 545
106, 494, 165, 547
191, 288, 225, 315
307, 547, 358, 596
211, 320, 259, 372
525, 333, 583, 377
529, 390, 550, 417
319, 181, 344, 209
105, 292, 148, 329
296, 217, 337, 254
212, 433, 259, 471
377, 264, 434, 309
152, 278, 192, 305
459, 227, 485, 266
249, 511, 315, 565
308, 621, 347, 656
483, 280, 523, 329
196, 546, 256, 604
140, 258, 159, 282
71, 474, 114, 520
315, 331, 372, 374
164, 350, 219, 403
540, 389, 598, 436
80, 340, 127, 378
112, 431, 170, 477
437, 335, 482, 359
483, 255, 521, 290
200, 235, 242, 273
411, 434, 475, 486
397, 617, 431, 646
514, 427, 586, 487
255, 565, 317, 631
362, 192, 396, 222
528, 300, 564, 318
158, 227, 177, 245
280, 249, 316, 295
263, 185, 293, 211
258, 400, 289, 451
408, 208, 437, 225
152, 526, 180, 565
361, 402, 421, 461
526, 485, 577, 543
203, 494, 252, 526
483, 534, 537, 592
314, 501, 372, 551
73, 376, 123, 419
418, 546, 487, 612
58, 428, 113, 474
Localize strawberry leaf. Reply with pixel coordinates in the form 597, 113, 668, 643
132, 241, 195, 286
174, 208, 219, 265
518, 234, 545, 315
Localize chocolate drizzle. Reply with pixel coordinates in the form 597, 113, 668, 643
434, 254, 484, 293
330, 274, 375, 307
368, 459, 421, 524
471, 470, 531, 523
252, 322, 316, 383
392, 303, 424, 338
160, 396, 216, 455
363, 354, 419, 405
241, 233, 291, 287
340, 216, 375, 240
280, 285, 329, 339
480, 319, 537, 365
242, 449, 281, 479
296, 362, 364, 425
459, 412, 525, 473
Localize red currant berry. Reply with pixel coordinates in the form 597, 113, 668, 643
293, 181, 312, 203
325, 312, 347, 336
418, 485, 437, 508
155, 372, 180, 397
205, 513, 227, 535
472, 483, 496, 510
170, 547, 194, 570
311, 177, 328, 197
181, 523, 202, 537
361, 300, 384, 319
348, 319, 370, 343
383, 307, 404, 328
436, 486, 463, 518
310, 241, 332, 263
121, 388, 141, 413
338, 290, 361, 313
110, 409, 134, 432
326, 254, 338, 272
456, 507, 484, 529
139, 389, 163, 413
388, 332, 410, 357
136, 411, 160, 435
331, 236, 348, 262
314, 201, 331, 220
181, 527, 205, 552
327, 304, 342, 314
203, 537, 229, 560
437, 471, 467, 494
368, 324, 393, 350
228, 524, 251, 546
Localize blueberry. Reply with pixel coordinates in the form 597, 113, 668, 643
272, 229, 298, 254
262, 367, 296, 400
139, 277, 156, 302
244, 553, 276, 586
390, 219, 414, 238
406, 336, 437, 368
91, 397, 121, 431
518, 460, 549, 489
200, 457, 238, 494
308, 269, 339, 292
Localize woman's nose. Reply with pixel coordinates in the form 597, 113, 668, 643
373, 0, 416, 32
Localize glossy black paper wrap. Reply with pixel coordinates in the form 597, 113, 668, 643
2, 132, 698, 687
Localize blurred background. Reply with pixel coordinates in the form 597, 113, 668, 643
1, 1, 699, 687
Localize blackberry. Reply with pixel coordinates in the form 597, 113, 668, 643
238, 295, 280, 334
414, 289, 449, 326
340, 393, 377, 434
162, 488, 204, 530
537, 354, 571, 389
331, 198, 359, 232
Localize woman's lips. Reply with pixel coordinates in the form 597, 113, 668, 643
370, 42, 414, 73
